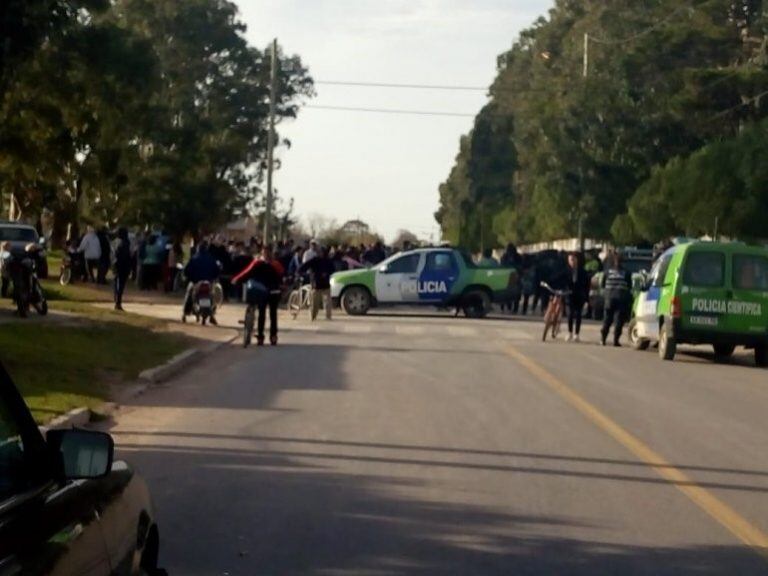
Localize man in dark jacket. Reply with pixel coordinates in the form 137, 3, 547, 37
299, 246, 336, 321
113, 228, 132, 311
233, 245, 285, 345
600, 253, 633, 346
96, 227, 111, 285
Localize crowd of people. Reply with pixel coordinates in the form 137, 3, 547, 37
61, 225, 643, 347
479, 243, 637, 346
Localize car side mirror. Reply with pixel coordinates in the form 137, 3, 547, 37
379, 265, 388, 273
47, 429, 114, 480
39, 237, 46, 247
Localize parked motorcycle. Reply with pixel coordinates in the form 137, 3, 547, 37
2, 244, 48, 318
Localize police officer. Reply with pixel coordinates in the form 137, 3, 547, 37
600, 253, 633, 347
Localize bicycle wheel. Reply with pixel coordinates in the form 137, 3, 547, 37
243, 306, 255, 348
551, 305, 562, 339
288, 290, 302, 318
302, 287, 313, 311
542, 306, 553, 341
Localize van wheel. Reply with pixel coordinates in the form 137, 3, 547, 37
462, 290, 491, 319
755, 345, 768, 368
713, 344, 735, 362
659, 322, 676, 361
629, 320, 650, 351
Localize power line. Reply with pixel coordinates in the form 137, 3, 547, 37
588, 5, 694, 46
305, 104, 475, 118
316, 80, 488, 92
708, 89, 768, 122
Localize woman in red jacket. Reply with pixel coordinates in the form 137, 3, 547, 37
233, 245, 285, 346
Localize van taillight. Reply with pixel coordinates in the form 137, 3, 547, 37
671, 297, 682, 318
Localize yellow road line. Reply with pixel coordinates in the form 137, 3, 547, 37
506, 345, 768, 562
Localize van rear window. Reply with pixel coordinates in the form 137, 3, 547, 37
733, 255, 768, 291
683, 252, 724, 287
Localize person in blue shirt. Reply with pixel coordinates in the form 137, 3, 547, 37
182, 242, 221, 324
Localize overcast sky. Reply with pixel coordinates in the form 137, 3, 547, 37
238, 1, 553, 242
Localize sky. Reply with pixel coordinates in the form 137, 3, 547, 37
238, 1, 553, 242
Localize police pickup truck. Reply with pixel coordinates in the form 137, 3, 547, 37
330, 248, 519, 318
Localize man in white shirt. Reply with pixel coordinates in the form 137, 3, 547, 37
78, 226, 102, 282
302, 240, 319, 264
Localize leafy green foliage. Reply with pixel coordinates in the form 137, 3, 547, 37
0, 0, 313, 240
437, 0, 768, 248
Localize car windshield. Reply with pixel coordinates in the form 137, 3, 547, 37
0, 227, 37, 243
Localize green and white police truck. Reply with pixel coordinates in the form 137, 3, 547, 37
628, 241, 768, 366
330, 248, 519, 318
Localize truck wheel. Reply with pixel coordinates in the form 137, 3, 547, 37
629, 320, 650, 351
659, 322, 676, 361
341, 287, 371, 316
755, 344, 768, 368
713, 344, 735, 362
462, 290, 491, 319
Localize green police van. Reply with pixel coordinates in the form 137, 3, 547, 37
629, 241, 768, 366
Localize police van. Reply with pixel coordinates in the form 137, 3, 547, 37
629, 241, 768, 366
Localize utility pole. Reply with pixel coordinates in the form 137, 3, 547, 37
583, 33, 589, 78
263, 38, 278, 245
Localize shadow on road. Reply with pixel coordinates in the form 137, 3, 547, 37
105, 341, 768, 575
113, 440, 767, 575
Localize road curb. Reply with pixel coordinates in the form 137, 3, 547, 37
40, 406, 91, 433
138, 348, 204, 384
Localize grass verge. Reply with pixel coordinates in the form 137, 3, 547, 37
1, 321, 189, 424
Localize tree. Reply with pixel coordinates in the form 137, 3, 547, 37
436, 0, 768, 246
0, 0, 314, 242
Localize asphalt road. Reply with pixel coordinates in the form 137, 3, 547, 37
105, 307, 768, 575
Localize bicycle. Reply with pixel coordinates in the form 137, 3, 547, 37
241, 304, 255, 348
540, 281, 571, 342
287, 278, 312, 319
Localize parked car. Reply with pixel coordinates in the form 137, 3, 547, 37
0, 362, 166, 575
330, 248, 520, 318
0, 221, 49, 279
628, 241, 768, 365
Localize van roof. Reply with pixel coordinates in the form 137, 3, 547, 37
668, 240, 768, 256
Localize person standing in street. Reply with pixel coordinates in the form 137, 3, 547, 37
233, 245, 285, 345
96, 227, 111, 285
299, 246, 335, 322
113, 228, 132, 311
478, 248, 499, 268
302, 240, 319, 264
600, 253, 633, 347
566, 252, 590, 342
78, 226, 102, 283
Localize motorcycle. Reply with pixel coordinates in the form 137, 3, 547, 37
59, 248, 87, 285
190, 281, 215, 325
2, 244, 48, 318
